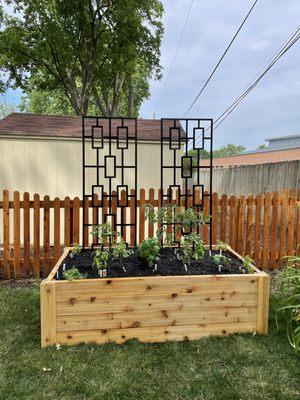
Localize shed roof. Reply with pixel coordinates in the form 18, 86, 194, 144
201, 147, 300, 168
0, 112, 184, 142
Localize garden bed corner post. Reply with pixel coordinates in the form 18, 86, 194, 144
40, 280, 57, 348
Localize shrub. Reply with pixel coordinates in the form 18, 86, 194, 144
138, 237, 160, 267
63, 267, 85, 280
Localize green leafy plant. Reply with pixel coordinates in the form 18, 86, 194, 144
70, 243, 81, 257
276, 254, 300, 352
90, 223, 113, 246
180, 233, 205, 268
63, 267, 86, 281
93, 248, 110, 276
213, 254, 229, 272
138, 237, 160, 267
216, 240, 227, 255
112, 239, 133, 264
242, 256, 256, 273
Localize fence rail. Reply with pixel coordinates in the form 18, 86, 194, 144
1, 189, 300, 279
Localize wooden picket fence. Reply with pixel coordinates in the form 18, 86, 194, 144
0, 189, 299, 279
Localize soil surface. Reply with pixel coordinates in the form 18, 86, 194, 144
57, 248, 249, 280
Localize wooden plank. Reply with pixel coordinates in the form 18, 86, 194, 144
256, 274, 270, 334
72, 197, 80, 244
40, 281, 57, 347
54, 197, 60, 263
84, 196, 89, 246
270, 191, 279, 268
57, 306, 257, 332
254, 194, 262, 266
202, 192, 209, 244
43, 195, 50, 277
111, 190, 117, 239
139, 189, 145, 243
13, 191, 21, 279
279, 190, 288, 264
220, 194, 227, 242
92, 194, 98, 245
212, 192, 218, 244
246, 195, 254, 257
237, 196, 246, 255
130, 189, 136, 246
64, 196, 71, 247
261, 192, 271, 270
229, 196, 237, 250
287, 189, 296, 256
297, 189, 300, 256
23, 192, 31, 277
148, 188, 155, 238
56, 321, 256, 345
3, 190, 10, 279
33, 194, 40, 277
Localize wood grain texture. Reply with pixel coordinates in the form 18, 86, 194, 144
41, 245, 269, 347
40, 281, 56, 348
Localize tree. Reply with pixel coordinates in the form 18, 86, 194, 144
0, 100, 15, 119
189, 143, 246, 161
257, 144, 267, 150
0, 1, 163, 116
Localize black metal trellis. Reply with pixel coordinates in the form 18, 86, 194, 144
82, 116, 138, 247
160, 118, 213, 249
82, 116, 213, 249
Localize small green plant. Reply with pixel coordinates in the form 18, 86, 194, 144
138, 237, 160, 267
112, 239, 133, 264
91, 223, 113, 245
276, 254, 300, 352
70, 243, 81, 257
242, 255, 256, 273
179, 233, 205, 269
63, 267, 85, 280
213, 254, 229, 272
216, 240, 227, 255
93, 248, 110, 277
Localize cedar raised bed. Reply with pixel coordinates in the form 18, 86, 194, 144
40, 245, 270, 347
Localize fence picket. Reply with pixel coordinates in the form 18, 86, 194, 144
139, 189, 145, 243
64, 197, 71, 247
287, 189, 296, 256
130, 189, 136, 246
262, 193, 271, 270
23, 192, 30, 277
13, 191, 21, 279
54, 197, 60, 263
254, 194, 262, 266
270, 191, 279, 268
279, 190, 288, 264
33, 194, 40, 277
43, 195, 50, 276
3, 190, 10, 279
148, 189, 155, 238
73, 197, 80, 244
246, 195, 254, 257
220, 194, 227, 242
212, 193, 218, 244
229, 196, 237, 250
237, 196, 246, 255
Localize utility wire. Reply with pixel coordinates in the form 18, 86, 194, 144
153, 0, 195, 117
183, 0, 258, 117
213, 27, 300, 131
193, 25, 300, 146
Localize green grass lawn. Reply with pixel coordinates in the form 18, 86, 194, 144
0, 280, 299, 400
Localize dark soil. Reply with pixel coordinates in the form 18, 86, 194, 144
57, 248, 249, 280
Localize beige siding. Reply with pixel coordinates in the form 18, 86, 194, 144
0, 136, 183, 198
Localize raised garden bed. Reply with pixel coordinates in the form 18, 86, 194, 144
40, 245, 270, 347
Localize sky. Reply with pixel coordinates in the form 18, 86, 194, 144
1, 0, 300, 150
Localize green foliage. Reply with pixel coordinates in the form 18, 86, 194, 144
180, 233, 205, 265
93, 248, 110, 273
138, 237, 160, 267
91, 223, 113, 246
63, 267, 85, 280
0, 100, 14, 119
188, 144, 246, 163
70, 243, 81, 256
0, 0, 163, 116
112, 239, 133, 264
213, 254, 229, 267
216, 240, 227, 254
276, 254, 300, 352
242, 255, 256, 273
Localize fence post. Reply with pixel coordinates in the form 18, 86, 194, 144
33, 193, 40, 277
13, 191, 21, 279
23, 192, 31, 277
3, 190, 10, 279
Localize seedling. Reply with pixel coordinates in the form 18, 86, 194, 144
112, 239, 133, 271
138, 237, 161, 268
179, 233, 205, 269
213, 254, 229, 272
242, 255, 256, 273
63, 267, 86, 280
93, 248, 110, 277
70, 243, 81, 258
90, 223, 113, 246
216, 240, 227, 255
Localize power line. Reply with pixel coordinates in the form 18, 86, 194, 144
183, 0, 258, 117
193, 25, 300, 147
153, 0, 195, 117
213, 27, 300, 131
